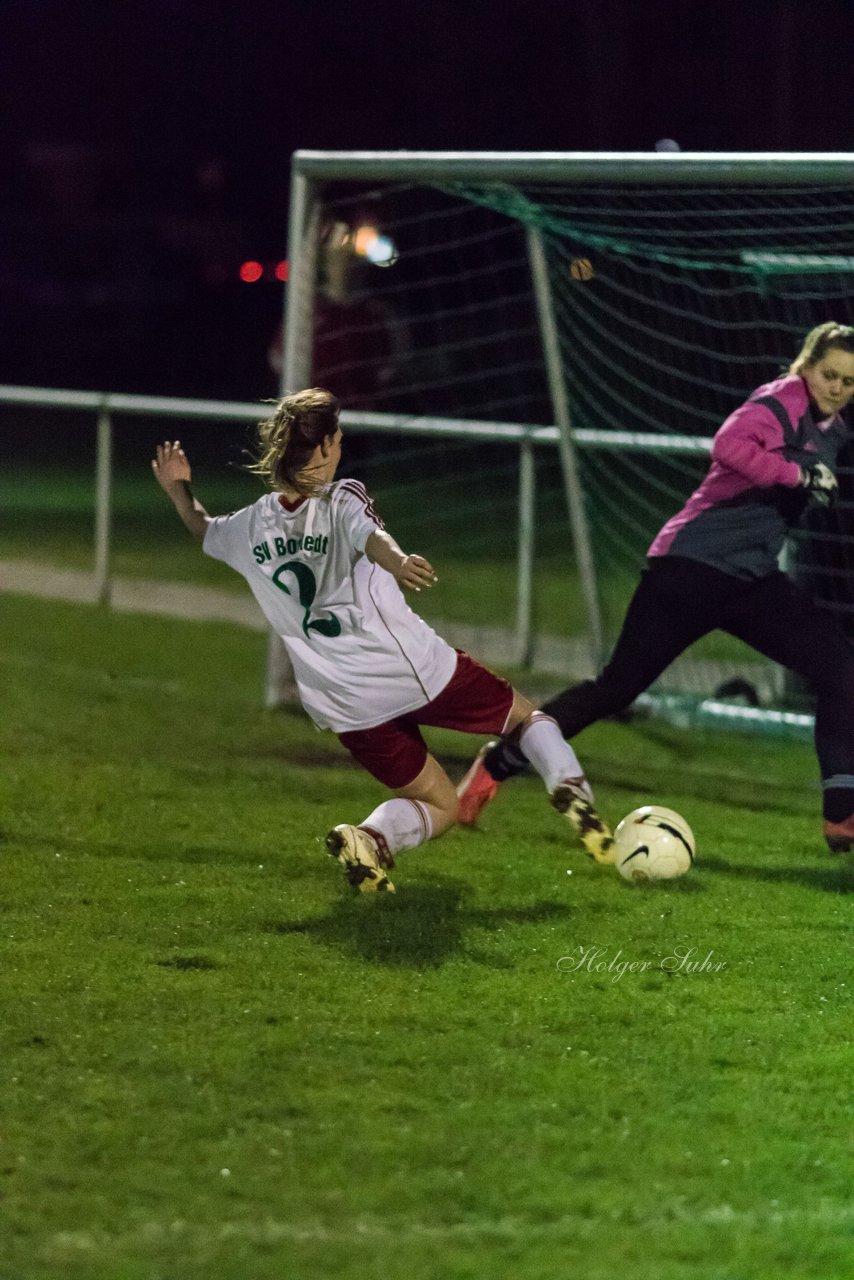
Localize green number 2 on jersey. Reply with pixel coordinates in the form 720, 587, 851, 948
272, 561, 342, 637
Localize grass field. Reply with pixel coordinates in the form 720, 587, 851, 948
1, 592, 851, 1279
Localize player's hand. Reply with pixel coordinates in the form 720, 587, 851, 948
152, 440, 192, 491
396, 554, 438, 592
801, 461, 838, 507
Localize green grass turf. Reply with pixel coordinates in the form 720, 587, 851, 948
1, 593, 851, 1279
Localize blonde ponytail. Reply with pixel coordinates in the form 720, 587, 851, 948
247, 388, 340, 497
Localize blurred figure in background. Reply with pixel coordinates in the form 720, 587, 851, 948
268, 218, 408, 407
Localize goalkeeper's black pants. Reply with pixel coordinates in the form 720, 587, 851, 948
487, 555, 854, 821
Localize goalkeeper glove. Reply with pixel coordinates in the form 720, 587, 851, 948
801, 461, 838, 507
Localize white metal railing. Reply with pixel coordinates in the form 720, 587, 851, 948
1, 382, 711, 653
2, 385, 266, 607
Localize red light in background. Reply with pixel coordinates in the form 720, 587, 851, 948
239, 260, 263, 283
275, 260, 289, 281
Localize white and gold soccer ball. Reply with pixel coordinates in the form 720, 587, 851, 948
613, 806, 696, 883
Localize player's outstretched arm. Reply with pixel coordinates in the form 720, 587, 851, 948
151, 440, 210, 540
365, 530, 438, 592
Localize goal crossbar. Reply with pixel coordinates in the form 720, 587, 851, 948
292, 150, 854, 185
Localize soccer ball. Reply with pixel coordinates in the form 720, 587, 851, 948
613, 806, 695, 883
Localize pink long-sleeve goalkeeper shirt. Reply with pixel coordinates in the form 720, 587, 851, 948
647, 374, 849, 578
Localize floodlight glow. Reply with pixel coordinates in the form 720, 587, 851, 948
353, 224, 379, 256
350, 224, 398, 266
365, 234, 397, 266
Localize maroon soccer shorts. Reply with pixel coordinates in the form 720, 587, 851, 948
337, 650, 514, 789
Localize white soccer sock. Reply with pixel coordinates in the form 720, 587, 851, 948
518, 715, 591, 796
360, 797, 433, 855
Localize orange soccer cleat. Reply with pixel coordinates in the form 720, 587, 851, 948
456, 743, 500, 826
824, 811, 854, 854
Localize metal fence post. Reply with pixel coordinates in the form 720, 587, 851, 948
516, 439, 536, 667
94, 402, 113, 607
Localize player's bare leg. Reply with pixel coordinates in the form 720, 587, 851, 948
455, 688, 534, 825
327, 755, 457, 894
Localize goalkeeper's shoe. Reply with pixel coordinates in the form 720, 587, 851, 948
823, 812, 854, 854
456, 743, 500, 826
325, 825, 395, 893
550, 779, 615, 864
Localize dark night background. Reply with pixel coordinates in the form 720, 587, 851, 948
2, 0, 854, 401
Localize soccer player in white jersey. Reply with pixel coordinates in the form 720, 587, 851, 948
152, 388, 613, 893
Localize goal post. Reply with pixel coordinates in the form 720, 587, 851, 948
266, 151, 854, 735
526, 221, 604, 669
265, 167, 320, 707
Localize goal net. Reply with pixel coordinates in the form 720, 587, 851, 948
270, 152, 854, 734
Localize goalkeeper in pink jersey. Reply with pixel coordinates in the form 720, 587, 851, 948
458, 322, 854, 855
152, 387, 612, 893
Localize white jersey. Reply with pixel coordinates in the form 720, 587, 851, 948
203, 479, 457, 732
